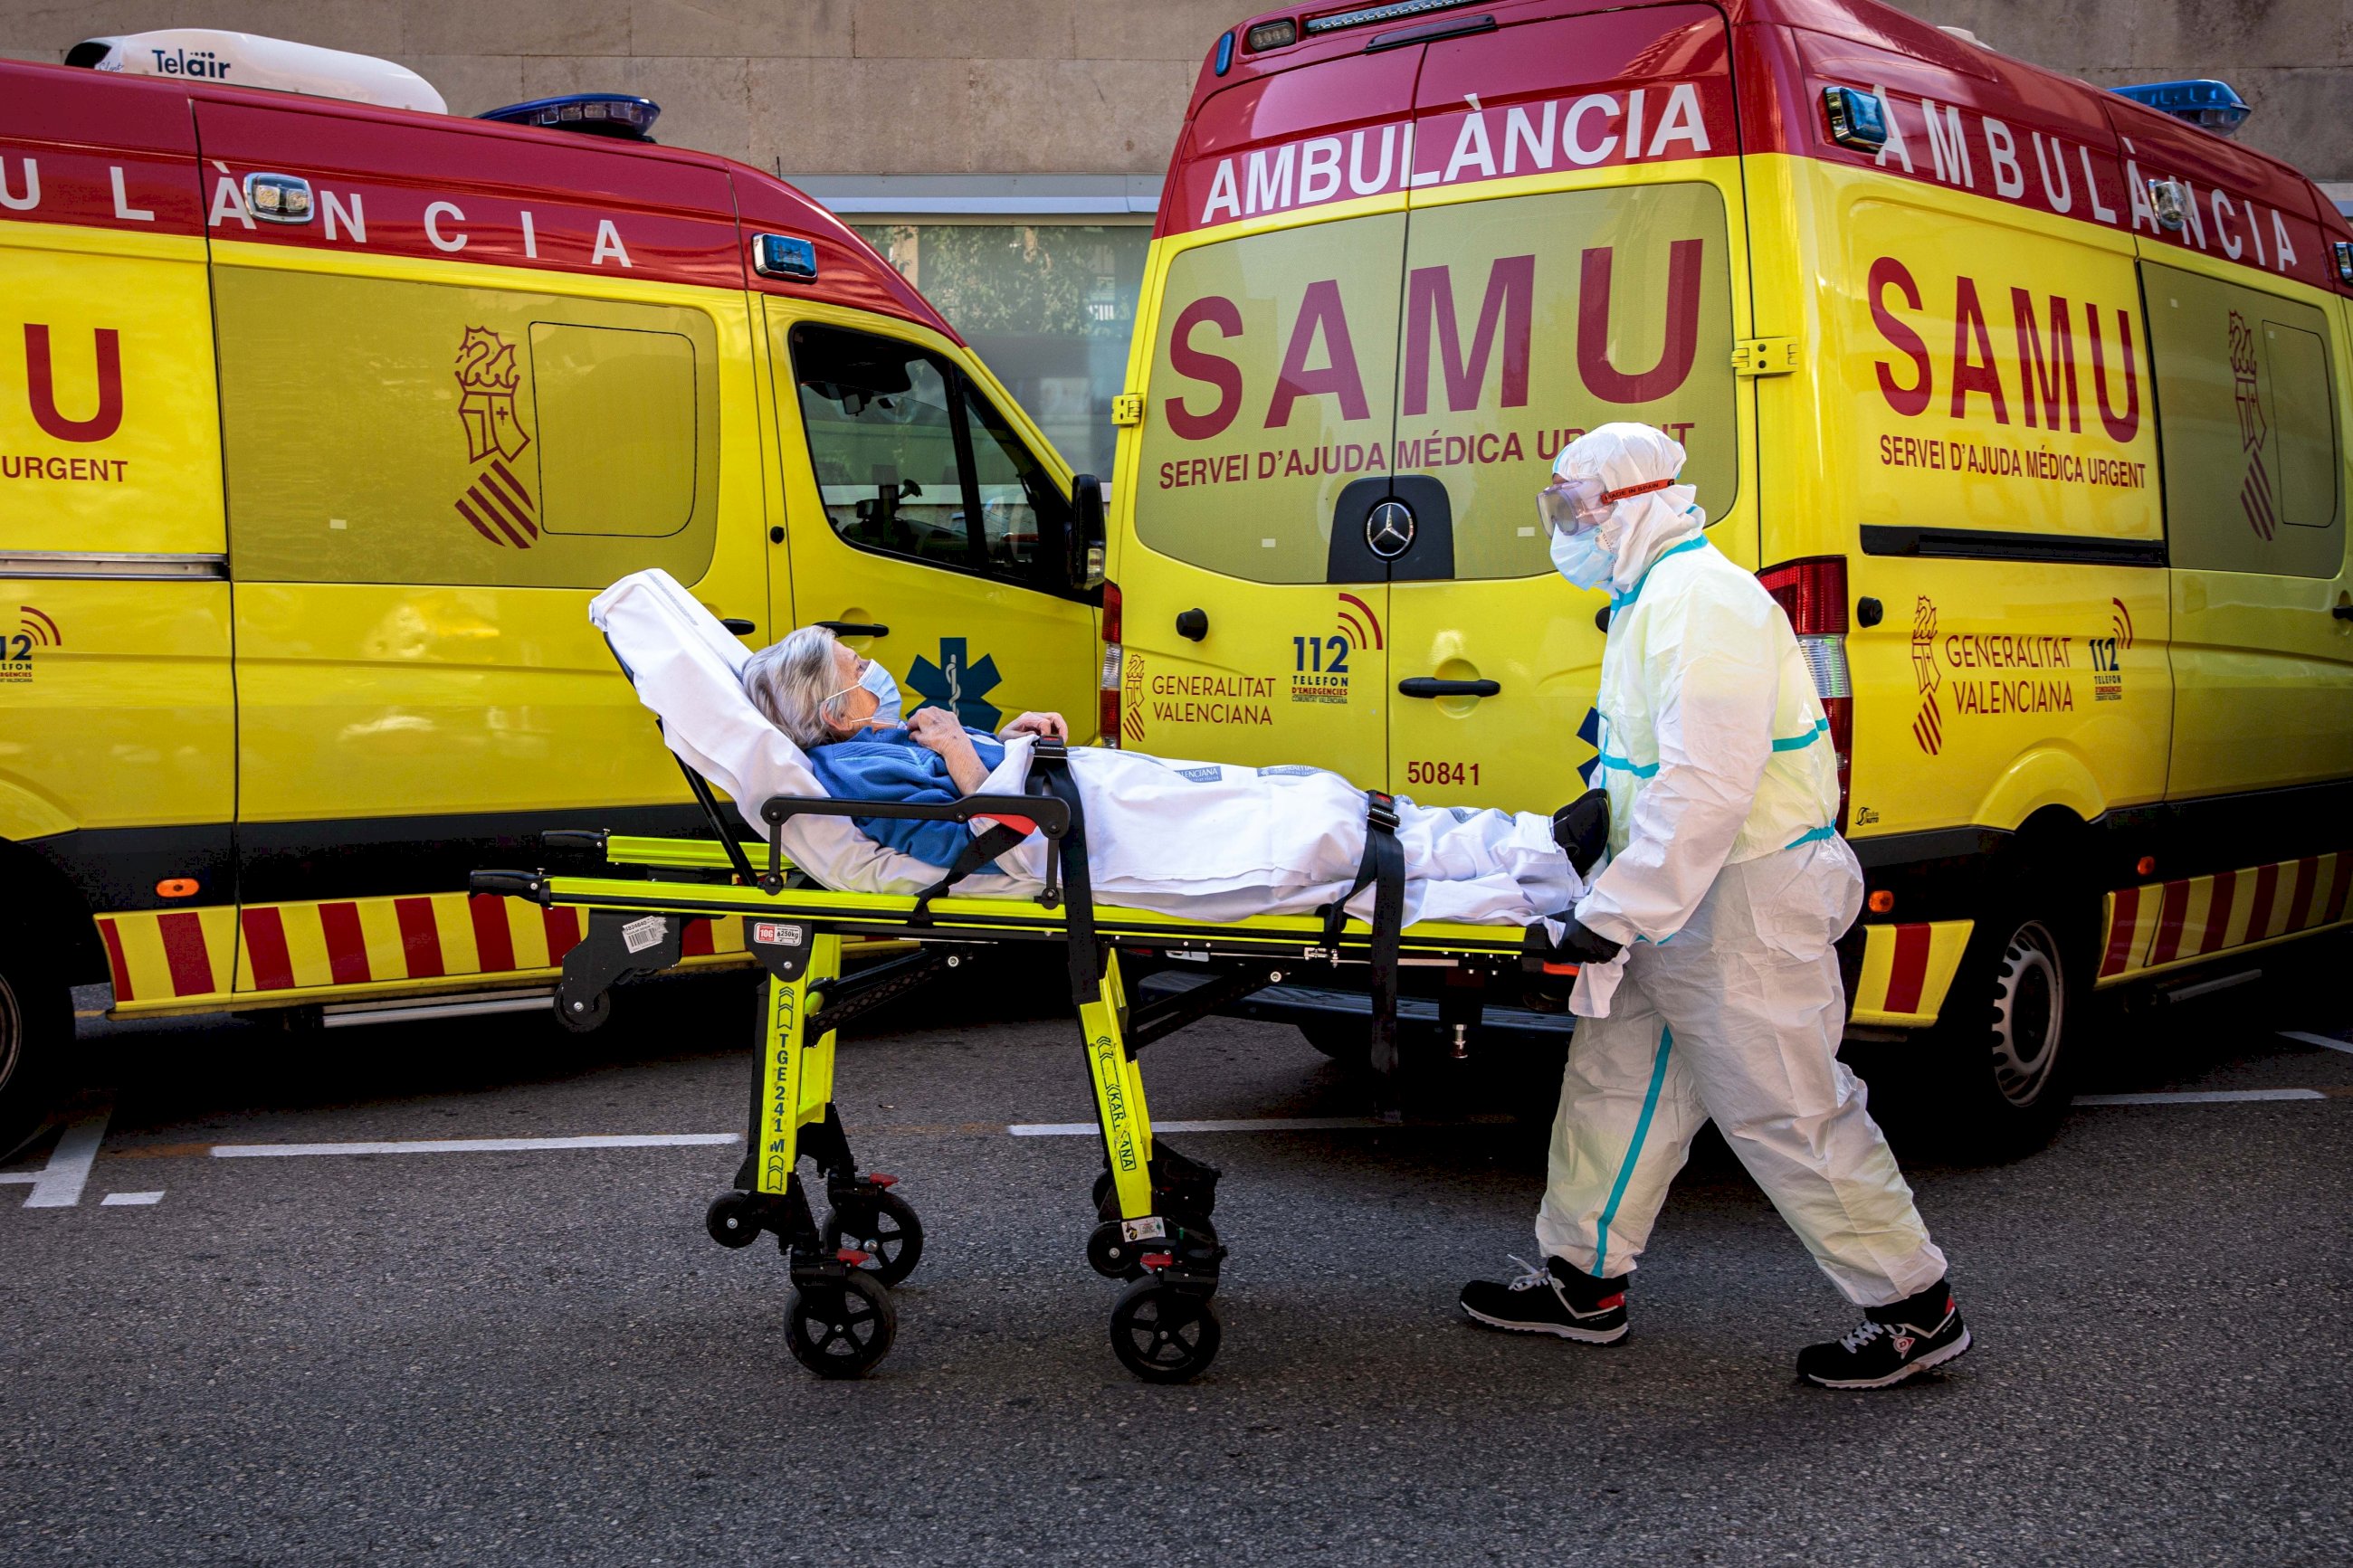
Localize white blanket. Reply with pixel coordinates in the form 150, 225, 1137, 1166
588, 570, 1583, 927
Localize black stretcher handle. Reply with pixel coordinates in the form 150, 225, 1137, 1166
758, 792, 1070, 839
1398, 676, 1500, 698
470, 870, 544, 899
541, 829, 608, 851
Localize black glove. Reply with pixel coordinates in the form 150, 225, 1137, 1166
1550, 788, 1610, 878
1548, 914, 1624, 965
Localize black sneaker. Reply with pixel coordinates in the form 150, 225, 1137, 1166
1460, 1256, 1629, 1345
1796, 1279, 1971, 1389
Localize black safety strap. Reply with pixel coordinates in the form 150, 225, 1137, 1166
908, 820, 1029, 927
1028, 741, 1100, 1004
1318, 791, 1405, 1076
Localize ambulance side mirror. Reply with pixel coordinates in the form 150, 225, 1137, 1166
1068, 473, 1107, 592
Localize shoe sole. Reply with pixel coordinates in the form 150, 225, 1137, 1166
1460, 1303, 1628, 1345
1801, 1326, 1973, 1389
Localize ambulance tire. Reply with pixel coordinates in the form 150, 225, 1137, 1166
1922, 899, 2090, 1160
0, 939, 70, 1163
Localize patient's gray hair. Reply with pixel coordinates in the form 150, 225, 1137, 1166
743, 624, 843, 748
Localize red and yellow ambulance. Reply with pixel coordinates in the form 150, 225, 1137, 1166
1104, 0, 2353, 1149
0, 33, 1106, 1147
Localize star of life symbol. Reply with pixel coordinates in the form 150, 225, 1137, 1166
908, 636, 1004, 731
452, 327, 540, 547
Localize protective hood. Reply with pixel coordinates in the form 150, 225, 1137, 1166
1553, 423, 1706, 595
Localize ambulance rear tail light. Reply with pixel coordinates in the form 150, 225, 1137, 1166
1098, 580, 1123, 747
67, 30, 447, 113
1758, 556, 1853, 833
479, 93, 661, 142
1821, 86, 1888, 153
1245, 20, 1299, 51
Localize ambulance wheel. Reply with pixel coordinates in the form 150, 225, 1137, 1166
785, 1271, 896, 1379
705, 1191, 765, 1249
554, 988, 610, 1034
824, 1191, 924, 1286
1108, 1279, 1221, 1383
0, 937, 70, 1164
1928, 905, 2087, 1159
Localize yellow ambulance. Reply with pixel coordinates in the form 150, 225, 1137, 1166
1105, 0, 2353, 1150
0, 33, 1105, 1147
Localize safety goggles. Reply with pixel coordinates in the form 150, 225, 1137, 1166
1536, 474, 1676, 537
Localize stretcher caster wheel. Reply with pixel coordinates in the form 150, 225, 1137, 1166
786, 1271, 896, 1379
1108, 1279, 1221, 1383
555, 989, 610, 1034
1088, 1217, 1217, 1280
824, 1191, 924, 1286
705, 1191, 764, 1249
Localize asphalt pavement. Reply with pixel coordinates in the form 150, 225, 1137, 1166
5, 949, 2348, 1567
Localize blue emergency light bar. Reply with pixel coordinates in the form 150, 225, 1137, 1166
478, 92, 661, 142
2111, 80, 2250, 138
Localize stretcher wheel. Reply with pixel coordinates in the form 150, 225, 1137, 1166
786, 1271, 896, 1379
554, 989, 610, 1034
824, 1191, 924, 1286
705, 1191, 764, 1249
1108, 1280, 1221, 1383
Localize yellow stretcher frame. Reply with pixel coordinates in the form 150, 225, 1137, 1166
481, 829, 1551, 1384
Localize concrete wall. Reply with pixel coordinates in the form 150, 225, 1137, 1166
4, 0, 2348, 183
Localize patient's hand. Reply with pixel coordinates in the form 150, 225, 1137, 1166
908, 707, 989, 794
1000, 711, 1069, 742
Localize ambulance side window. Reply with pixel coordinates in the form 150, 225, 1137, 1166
2144, 261, 2343, 578
214, 269, 719, 587
788, 324, 1070, 585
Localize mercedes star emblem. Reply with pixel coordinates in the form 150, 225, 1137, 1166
1366, 499, 1415, 560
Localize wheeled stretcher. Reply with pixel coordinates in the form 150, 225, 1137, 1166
473, 736, 1565, 1383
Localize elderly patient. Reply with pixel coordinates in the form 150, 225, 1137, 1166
743, 625, 1072, 869
741, 624, 1595, 927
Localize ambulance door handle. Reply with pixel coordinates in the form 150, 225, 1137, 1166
817, 621, 890, 638
2331, 603, 2353, 622
1398, 677, 1500, 698
721, 618, 757, 635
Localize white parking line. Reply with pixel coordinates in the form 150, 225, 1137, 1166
210, 1132, 741, 1158
2073, 1088, 2327, 1107
1009, 1117, 1391, 1136
2280, 1031, 2353, 1056
20, 1110, 111, 1208
100, 1192, 164, 1206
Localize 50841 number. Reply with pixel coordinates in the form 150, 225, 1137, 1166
1405, 761, 1479, 786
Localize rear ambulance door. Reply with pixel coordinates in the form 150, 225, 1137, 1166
1386, 5, 1745, 813
200, 101, 771, 996
764, 307, 1096, 733
0, 69, 237, 1005
2125, 129, 2353, 801
1116, 48, 1421, 777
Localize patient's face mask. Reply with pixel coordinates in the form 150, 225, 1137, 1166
822, 652, 900, 731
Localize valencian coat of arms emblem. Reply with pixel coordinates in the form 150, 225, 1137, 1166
452, 326, 540, 547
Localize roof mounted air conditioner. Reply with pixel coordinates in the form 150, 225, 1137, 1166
65, 29, 446, 113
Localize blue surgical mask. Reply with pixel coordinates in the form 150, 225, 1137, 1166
859, 658, 904, 726
1549, 526, 1615, 591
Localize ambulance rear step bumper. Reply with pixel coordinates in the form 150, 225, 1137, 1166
320, 988, 554, 1028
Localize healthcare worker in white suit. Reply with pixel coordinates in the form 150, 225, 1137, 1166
1458, 423, 1969, 1390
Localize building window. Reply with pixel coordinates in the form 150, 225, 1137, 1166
855, 223, 1148, 484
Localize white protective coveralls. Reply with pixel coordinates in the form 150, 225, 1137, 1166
590, 569, 1584, 927
1537, 425, 1947, 1307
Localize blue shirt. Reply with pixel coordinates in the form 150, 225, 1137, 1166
806, 722, 1008, 869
